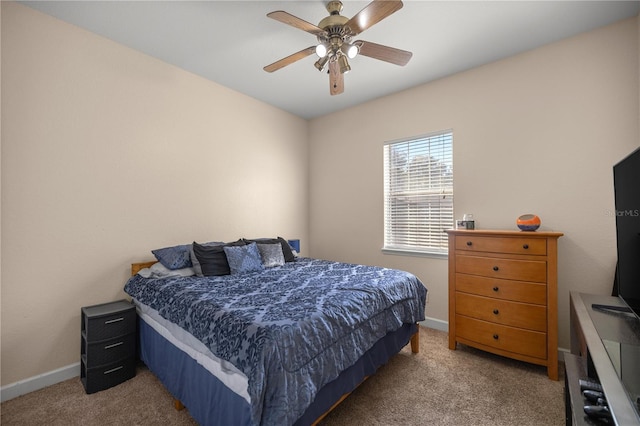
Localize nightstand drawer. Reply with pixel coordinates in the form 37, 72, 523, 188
456, 292, 547, 331
455, 235, 547, 255
81, 356, 136, 394
83, 332, 136, 367
82, 301, 136, 341
456, 255, 547, 283
455, 273, 546, 304
456, 314, 547, 359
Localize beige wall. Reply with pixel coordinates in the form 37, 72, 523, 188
309, 17, 639, 350
1, 2, 309, 386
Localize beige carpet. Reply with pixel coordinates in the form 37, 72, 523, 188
1, 327, 564, 425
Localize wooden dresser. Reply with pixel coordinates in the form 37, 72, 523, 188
446, 229, 563, 380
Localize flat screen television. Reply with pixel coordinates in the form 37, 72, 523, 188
613, 146, 640, 319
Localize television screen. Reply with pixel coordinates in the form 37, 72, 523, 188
613, 146, 640, 318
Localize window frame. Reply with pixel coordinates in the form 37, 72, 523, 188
382, 130, 454, 258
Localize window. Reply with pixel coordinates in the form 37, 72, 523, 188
383, 131, 453, 256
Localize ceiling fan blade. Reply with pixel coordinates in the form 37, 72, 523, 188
358, 40, 412, 66
346, 0, 403, 36
267, 11, 326, 37
264, 46, 316, 73
329, 60, 344, 95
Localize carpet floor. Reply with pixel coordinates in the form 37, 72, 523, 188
1, 327, 565, 425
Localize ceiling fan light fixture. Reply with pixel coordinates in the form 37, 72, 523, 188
341, 42, 359, 59
315, 43, 328, 58
314, 55, 330, 71
338, 54, 351, 74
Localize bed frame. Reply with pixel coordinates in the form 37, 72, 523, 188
130, 260, 420, 425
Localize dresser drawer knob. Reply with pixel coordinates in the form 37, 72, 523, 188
492, 266, 499, 271
493, 334, 499, 340
466, 241, 473, 246
523, 244, 529, 249
492, 286, 499, 292
493, 309, 499, 315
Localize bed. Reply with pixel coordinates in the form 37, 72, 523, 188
124, 239, 427, 426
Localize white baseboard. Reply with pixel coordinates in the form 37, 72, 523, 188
0, 362, 80, 402
420, 316, 448, 332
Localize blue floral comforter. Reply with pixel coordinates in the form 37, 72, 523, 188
124, 257, 427, 425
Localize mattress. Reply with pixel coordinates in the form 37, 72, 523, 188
136, 301, 250, 402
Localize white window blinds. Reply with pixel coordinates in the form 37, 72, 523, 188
383, 131, 453, 255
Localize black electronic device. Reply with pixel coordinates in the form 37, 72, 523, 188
584, 405, 613, 421
583, 389, 606, 405
613, 146, 640, 319
580, 378, 604, 393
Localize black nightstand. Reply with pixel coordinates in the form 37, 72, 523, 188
81, 300, 136, 394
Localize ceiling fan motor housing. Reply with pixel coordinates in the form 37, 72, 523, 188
317, 2, 352, 58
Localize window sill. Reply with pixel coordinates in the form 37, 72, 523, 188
381, 248, 448, 259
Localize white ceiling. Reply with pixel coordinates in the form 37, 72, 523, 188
21, 1, 640, 119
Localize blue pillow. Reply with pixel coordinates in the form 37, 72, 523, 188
151, 244, 192, 270
223, 242, 264, 275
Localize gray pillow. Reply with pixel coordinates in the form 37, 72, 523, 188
257, 243, 285, 267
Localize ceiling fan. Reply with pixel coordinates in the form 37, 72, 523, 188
263, 0, 412, 95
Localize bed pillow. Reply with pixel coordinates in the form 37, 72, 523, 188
277, 237, 297, 262
190, 241, 224, 277
138, 262, 195, 278
223, 242, 264, 275
192, 241, 229, 276
243, 237, 295, 262
257, 243, 285, 267
193, 240, 246, 276
151, 244, 192, 270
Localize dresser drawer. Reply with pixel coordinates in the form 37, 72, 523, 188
456, 314, 547, 359
456, 255, 547, 283
455, 235, 547, 255
456, 273, 546, 304
456, 292, 547, 331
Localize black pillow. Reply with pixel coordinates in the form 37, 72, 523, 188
243, 237, 295, 262
193, 240, 246, 276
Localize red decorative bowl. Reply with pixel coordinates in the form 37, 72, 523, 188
517, 214, 541, 231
